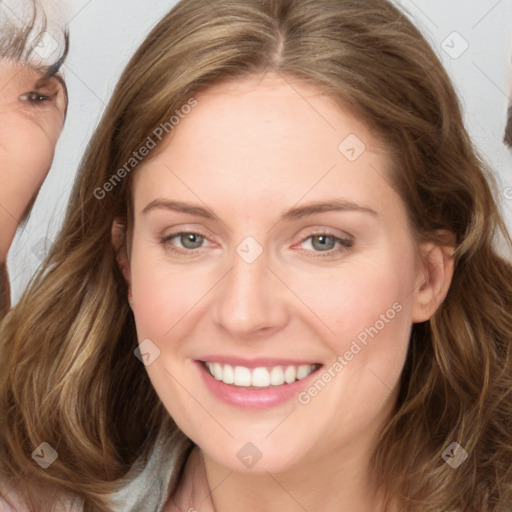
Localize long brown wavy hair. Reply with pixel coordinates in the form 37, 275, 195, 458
1, 0, 512, 510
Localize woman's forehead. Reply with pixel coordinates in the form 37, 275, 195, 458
164, 77, 381, 154
129, 76, 393, 212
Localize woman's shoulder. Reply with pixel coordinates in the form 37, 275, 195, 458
107, 428, 194, 512
0, 428, 193, 512
0, 476, 83, 512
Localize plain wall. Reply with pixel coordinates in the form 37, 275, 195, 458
8, 0, 512, 301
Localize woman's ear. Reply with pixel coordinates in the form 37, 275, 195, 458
111, 219, 132, 301
411, 230, 456, 323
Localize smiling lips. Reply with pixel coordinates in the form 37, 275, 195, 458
201, 361, 322, 388
195, 357, 324, 409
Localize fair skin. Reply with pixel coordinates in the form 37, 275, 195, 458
0, 60, 67, 263
114, 72, 454, 512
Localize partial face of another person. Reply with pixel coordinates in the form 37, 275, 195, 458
123, 73, 451, 475
0, 60, 67, 261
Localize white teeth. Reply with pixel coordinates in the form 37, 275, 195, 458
284, 366, 296, 384
213, 362, 222, 380
296, 365, 311, 380
251, 367, 270, 387
223, 363, 234, 384
269, 366, 285, 385
204, 362, 317, 388
234, 366, 252, 386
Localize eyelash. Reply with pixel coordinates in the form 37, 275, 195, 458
160, 230, 354, 258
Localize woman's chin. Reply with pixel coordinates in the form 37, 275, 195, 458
199, 440, 309, 475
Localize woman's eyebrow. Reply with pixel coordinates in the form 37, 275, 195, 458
142, 199, 379, 221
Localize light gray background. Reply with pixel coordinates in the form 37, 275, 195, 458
9, 0, 512, 301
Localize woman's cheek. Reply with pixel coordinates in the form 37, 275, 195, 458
296, 260, 384, 328
316, 263, 405, 357
21, 139, 55, 185
1, 120, 56, 184
130, 251, 205, 335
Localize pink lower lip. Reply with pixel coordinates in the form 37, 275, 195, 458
195, 361, 323, 410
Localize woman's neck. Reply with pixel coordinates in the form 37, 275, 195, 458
168, 443, 393, 512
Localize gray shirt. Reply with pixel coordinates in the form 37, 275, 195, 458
0, 428, 194, 512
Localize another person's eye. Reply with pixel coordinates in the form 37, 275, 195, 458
18, 76, 64, 108
18, 91, 52, 104
160, 230, 354, 257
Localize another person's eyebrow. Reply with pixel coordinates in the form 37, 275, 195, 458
40, 31, 70, 80
142, 199, 379, 220
21, 30, 70, 116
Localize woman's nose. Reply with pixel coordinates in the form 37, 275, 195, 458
209, 239, 290, 339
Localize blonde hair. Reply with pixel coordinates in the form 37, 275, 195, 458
1, 0, 512, 510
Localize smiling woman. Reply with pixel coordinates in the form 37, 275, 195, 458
1, 0, 512, 511
0, 0, 69, 319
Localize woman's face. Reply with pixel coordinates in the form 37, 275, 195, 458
0, 60, 66, 261
125, 73, 451, 475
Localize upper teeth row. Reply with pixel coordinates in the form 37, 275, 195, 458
205, 362, 317, 387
